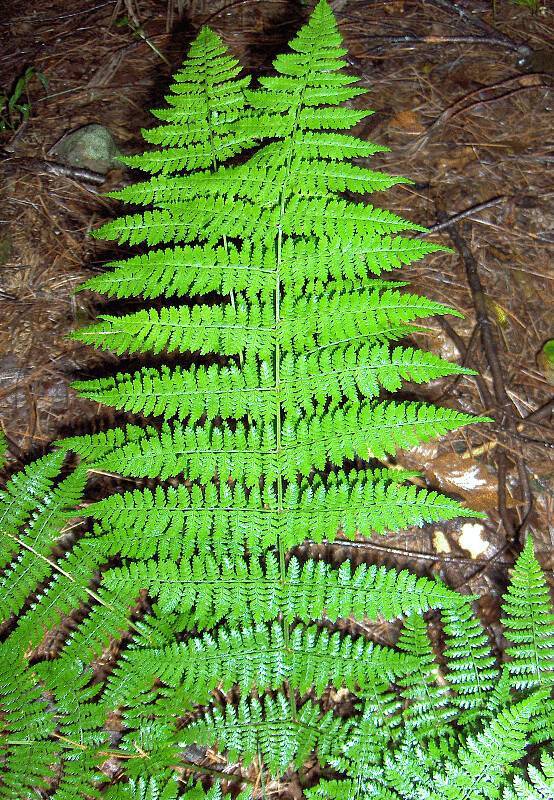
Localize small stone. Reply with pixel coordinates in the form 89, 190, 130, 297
457, 523, 489, 559
49, 124, 122, 174
433, 530, 451, 554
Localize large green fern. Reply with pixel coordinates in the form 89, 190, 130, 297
1, 2, 552, 797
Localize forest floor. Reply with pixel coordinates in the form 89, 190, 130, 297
0, 0, 553, 667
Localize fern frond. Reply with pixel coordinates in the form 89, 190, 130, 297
102, 555, 461, 628
74, 345, 474, 426
179, 693, 348, 778
0, 652, 58, 798
116, 160, 411, 210
441, 597, 498, 716
86, 470, 478, 568
120, 27, 256, 176
0, 451, 66, 568
80, 234, 436, 304
105, 621, 417, 707
1, 5, 519, 795
503, 751, 554, 800
0, 466, 87, 622
396, 613, 453, 738
331, 686, 402, 779
501, 536, 554, 689
428, 693, 546, 800
306, 779, 399, 800
73, 286, 459, 361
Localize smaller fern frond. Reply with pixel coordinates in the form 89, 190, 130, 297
0, 451, 66, 567
0, 652, 58, 799
73, 343, 472, 426
0, 466, 87, 622
441, 597, 498, 717
71, 300, 275, 359
120, 27, 256, 176
396, 613, 453, 738
501, 536, 554, 689
428, 693, 546, 800
179, 694, 348, 778
503, 751, 554, 800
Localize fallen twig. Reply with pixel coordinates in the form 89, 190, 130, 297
435, 316, 493, 409
443, 218, 533, 544
1, 150, 106, 185
409, 74, 553, 153
424, 0, 529, 54
521, 398, 554, 426
419, 197, 507, 237
364, 34, 523, 52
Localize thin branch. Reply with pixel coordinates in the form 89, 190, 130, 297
364, 34, 522, 52
443, 219, 533, 544
1, 150, 106, 185
434, 316, 494, 409
418, 197, 507, 237
520, 398, 554, 426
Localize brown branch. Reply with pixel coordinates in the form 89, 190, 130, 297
418, 197, 507, 237
364, 34, 522, 52
424, 0, 530, 54
434, 316, 494, 409
1, 150, 106, 185
443, 219, 533, 544
410, 75, 552, 152
520, 398, 554, 426
313, 538, 512, 566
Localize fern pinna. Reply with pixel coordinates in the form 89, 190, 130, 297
1, 2, 553, 798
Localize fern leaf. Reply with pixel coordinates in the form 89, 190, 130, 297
396, 613, 453, 738
503, 751, 554, 800
75, 344, 472, 425
441, 597, 499, 716
85, 471, 478, 567
79, 242, 274, 301
0, 451, 66, 568
428, 693, 546, 800
501, 536, 554, 689
120, 28, 255, 176
104, 779, 232, 800
179, 694, 348, 777
0, 466, 87, 622
0, 4, 509, 794
72, 301, 275, 358
63, 403, 487, 484
105, 621, 417, 707
102, 555, 461, 628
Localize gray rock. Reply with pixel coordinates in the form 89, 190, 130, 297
50, 124, 122, 174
